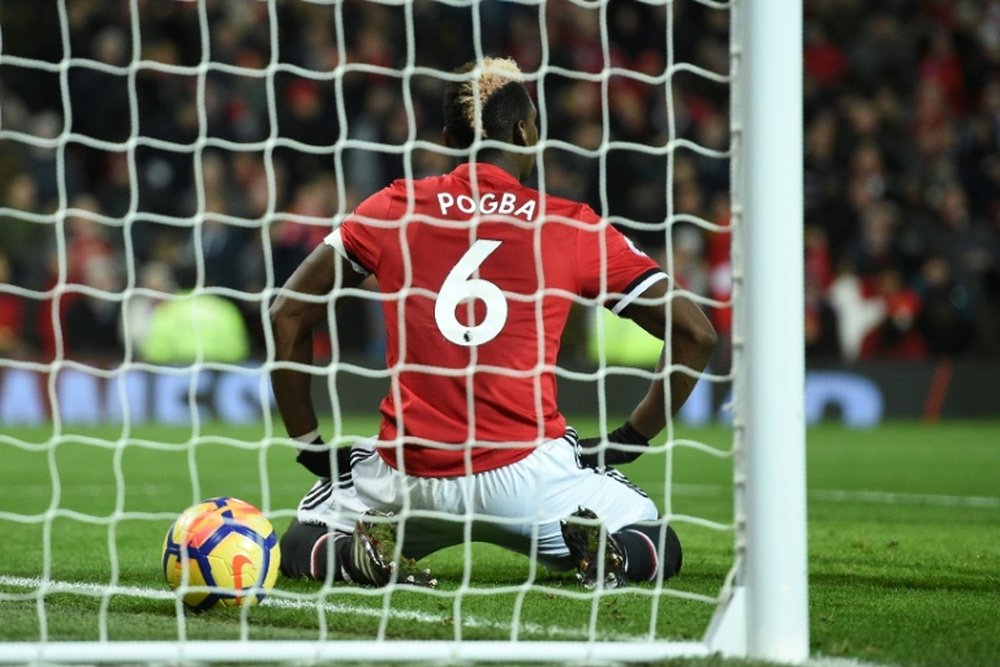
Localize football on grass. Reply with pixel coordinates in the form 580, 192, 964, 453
162, 497, 281, 611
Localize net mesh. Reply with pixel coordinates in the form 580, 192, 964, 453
0, 0, 736, 658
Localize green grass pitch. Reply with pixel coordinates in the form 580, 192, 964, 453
1, 418, 998, 666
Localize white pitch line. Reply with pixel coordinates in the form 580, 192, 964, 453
807, 656, 899, 667
671, 484, 1000, 508
0, 575, 642, 642
0, 577, 904, 666
809, 488, 1000, 509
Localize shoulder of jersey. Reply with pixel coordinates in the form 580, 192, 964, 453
532, 187, 601, 225
387, 174, 447, 191
383, 175, 451, 202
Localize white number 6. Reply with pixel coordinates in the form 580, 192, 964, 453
434, 240, 508, 346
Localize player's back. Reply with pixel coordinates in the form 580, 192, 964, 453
334, 161, 659, 476
382, 163, 583, 346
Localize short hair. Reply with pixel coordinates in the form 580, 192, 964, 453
443, 57, 533, 150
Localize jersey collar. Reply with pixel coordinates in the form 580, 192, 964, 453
452, 162, 522, 189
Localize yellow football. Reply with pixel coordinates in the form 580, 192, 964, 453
161, 497, 281, 611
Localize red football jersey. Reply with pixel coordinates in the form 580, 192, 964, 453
325, 162, 665, 477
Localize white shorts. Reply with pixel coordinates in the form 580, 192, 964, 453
296, 429, 658, 570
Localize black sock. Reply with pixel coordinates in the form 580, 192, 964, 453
311, 532, 356, 583
614, 523, 683, 581
279, 518, 352, 582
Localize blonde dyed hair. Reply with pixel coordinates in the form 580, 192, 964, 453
455, 57, 524, 136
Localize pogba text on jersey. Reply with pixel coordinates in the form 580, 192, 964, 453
437, 191, 537, 221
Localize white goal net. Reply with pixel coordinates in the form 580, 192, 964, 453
0, 0, 806, 663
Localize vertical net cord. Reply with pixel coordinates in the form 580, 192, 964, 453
183, 1, 213, 510
317, 0, 349, 643
647, 0, 679, 641
526, 9, 547, 577
35, 0, 75, 647
594, 0, 611, 472
402, 0, 419, 611
326, 0, 347, 460
97, 0, 144, 643
509, 0, 552, 643
174, 4, 208, 647
386, 6, 415, 643
451, 1, 487, 648
585, 0, 614, 645
123, 7, 145, 401
235, 0, 283, 642
728, 0, 748, 593
257, 0, 281, 533
376, 0, 421, 646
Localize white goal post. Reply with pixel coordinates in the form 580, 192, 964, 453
725, 0, 809, 660
0, 0, 806, 663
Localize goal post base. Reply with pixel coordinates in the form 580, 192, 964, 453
704, 585, 748, 658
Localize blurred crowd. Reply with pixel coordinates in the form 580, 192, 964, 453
0, 0, 997, 368
801, 0, 1000, 362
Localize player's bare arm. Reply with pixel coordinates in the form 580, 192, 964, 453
623, 278, 717, 438
579, 279, 716, 468
270, 244, 366, 470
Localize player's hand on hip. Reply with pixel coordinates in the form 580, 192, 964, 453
577, 421, 650, 469
295, 436, 355, 479
296, 436, 332, 478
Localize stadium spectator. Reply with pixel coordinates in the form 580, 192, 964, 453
0, 250, 28, 359
805, 272, 842, 362
845, 201, 901, 280
64, 195, 119, 286
827, 264, 886, 364
123, 261, 177, 358
63, 255, 125, 363
804, 226, 841, 361
804, 23, 849, 90
914, 255, 975, 357
860, 267, 928, 360
923, 181, 1000, 354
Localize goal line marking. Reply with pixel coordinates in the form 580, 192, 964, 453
809, 488, 1000, 509
671, 484, 1000, 508
0, 575, 642, 641
0, 577, 901, 666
